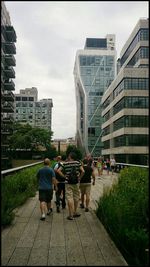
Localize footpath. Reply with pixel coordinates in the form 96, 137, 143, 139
1, 170, 128, 266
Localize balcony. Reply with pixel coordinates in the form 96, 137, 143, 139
2, 102, 14, 113
5, 25, 17, 42
5, 55, 16, 66
2, 115, 14, 124
3, 67, 15, 79
2, 91, 15, 102
2, 42, 16, 54
1, 126, 13, 135
3, 79, 15, 91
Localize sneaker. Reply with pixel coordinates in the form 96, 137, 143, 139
80, 203, 84, 208
67, 216, 74, 220
47, 208, 53, 215
40, 214, 45, 220
73, 213, 81, 218
85, 208, 89, 212
56, 206, 60, 213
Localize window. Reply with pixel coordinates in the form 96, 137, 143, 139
88, 127, 95, 137
22, 97, 27, 101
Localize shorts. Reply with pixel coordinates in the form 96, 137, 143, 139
39, 189, 53, 202
65, 184, 80, 202
80, 183, 91, 195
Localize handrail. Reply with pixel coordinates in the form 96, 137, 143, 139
1, 161, 43, 178
115, 162, 149, 173
115, 162, 149, 168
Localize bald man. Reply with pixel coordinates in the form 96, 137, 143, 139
37, 158, 57, 220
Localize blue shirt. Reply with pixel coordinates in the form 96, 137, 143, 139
37, 166, 55, 190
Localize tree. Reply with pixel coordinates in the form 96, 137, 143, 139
66, 145, 82, 160
8, 123, 53, 157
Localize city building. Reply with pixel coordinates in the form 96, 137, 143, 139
101, 18, 149, 165
14, 87, 53, 132
52, 138, 77, 153
74, 35, 116, 157
1, 1, 17, 170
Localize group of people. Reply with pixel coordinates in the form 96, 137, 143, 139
96, 156, 116, 176
37, 152, 96, 221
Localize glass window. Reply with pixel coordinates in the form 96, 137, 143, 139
22, 97, 27, 101
15, 96, 21, 101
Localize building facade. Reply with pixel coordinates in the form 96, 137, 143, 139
74, 35, 116, 156
1, 1, 17, 170
14, 87, 53, 132
101, 18, 149, 165
52, 138, 77, 153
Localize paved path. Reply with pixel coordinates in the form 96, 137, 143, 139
2, 170, 128, 266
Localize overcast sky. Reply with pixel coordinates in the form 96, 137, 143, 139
5, 1, 148, 139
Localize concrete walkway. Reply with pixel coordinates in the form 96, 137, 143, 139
2, 170, 128, 266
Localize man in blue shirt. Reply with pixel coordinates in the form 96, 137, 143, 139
37, 158, 57, 220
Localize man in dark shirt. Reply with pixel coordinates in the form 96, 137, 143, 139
54, 155, 66, 212
80, 158, 95, 212
37, 158, 57, 220
57, 152, 84, 220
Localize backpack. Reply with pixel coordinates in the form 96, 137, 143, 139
53, 162, 65, 182
67, 166, 79, 184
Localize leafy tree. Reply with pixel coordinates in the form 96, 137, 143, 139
66, 145, 82, 160
8, 122, 53, 153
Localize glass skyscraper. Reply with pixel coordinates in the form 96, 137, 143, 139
74, 35, 116, 157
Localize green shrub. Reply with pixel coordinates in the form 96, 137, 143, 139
96, 167, 149, 266
1, 164, 42, 227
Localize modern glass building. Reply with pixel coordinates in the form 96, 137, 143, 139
74, 35, 116, 156
1, 2, 17, 170
14, 88, 53, 132
101, 18, 149, 165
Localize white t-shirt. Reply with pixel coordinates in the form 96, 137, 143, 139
110, 158, 116, 166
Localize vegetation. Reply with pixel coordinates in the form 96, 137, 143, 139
96, 166, 149, 266
8, 122, 57, 159
66, 144, 83, 160
1, 163, 42, 227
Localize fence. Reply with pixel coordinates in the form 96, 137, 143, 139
1, 161, 43, 178
115, 162, 149, 172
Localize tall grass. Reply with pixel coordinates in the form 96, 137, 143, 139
1, 164, 42, 226
96, 167, 149, 266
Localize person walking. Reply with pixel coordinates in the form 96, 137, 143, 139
110, 156, 116, 175
96, 157, 103, 176
54, 155, 66, 212
105, 158, 110, 175
79, 158, 95, 212
37, 158, 57, 220
57, 152, 85, 220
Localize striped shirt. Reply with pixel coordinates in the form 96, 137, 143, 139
60, 160, 82, 184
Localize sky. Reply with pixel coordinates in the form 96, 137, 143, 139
5, 1, 149, 140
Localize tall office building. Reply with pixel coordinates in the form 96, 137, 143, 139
1, 1, 17, 170
14, 88, 53, 132
74, 35, 116, 156
101, 18, 149, 165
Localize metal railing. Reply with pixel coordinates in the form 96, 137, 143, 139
1, 161, 43, 178
115, 162, 149, 172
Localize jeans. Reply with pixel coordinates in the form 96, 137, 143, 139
55, 183, 66, 208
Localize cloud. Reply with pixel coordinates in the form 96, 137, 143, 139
5, 1, 148, 139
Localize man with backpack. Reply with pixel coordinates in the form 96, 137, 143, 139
57, 152, 85, 220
